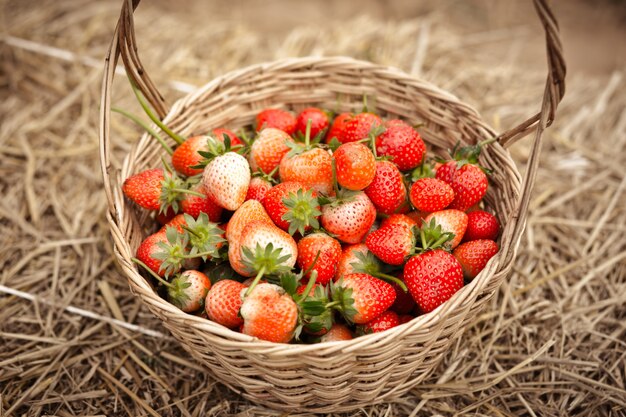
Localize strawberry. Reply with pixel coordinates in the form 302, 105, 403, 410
245, 176, 273, 202
333, 142, 376, 191
423, 209, 468, 249
122, 168, 164, 211
135, 230, 169, 277
435, 140, 494, 211
325, 112, 353, 143
463, 210, 500, 242
358, 310, 400, 334
403, 221, 464, 313
160, 213, 188, 233
202, 152, 250, 211
237, 221, 298, 278
337, 112, 382, 144
249, 128, 294, 175
453, 239, 498, 279
171, 131, 243, 177
331, 273, 396, 324
364, 160, 408, 215
447, 164, 488, 211
240, 283, 298, 343
320, 323, 353, 342
398, 314, 414, 324
375, 119, 426, 171
335, 243, 378, 280
409, 178, 454, 212
295, 107, 329, 140
180, 184, 223, 221
279, 147, 333, 196
156, 207, 177, 226
296, 232, 342, 285
226, 200, 273, 275
171, 136, 206, 177
255, 109, 297, 135
321, 191, 376, 244
380, 213, 418, 230
167, 270, 211, 313
205, 279, 246, 328
365, 223, 415, 266
212, 128, 243, 147
390, 277, 416, 315
406, 210, 428, 225
262, 181, 321, 235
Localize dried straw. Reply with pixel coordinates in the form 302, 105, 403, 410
1, 0, 624, 415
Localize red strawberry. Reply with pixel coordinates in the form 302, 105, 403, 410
334, 142, 376, 191
398, 314, 414, 324
447, 164, 488, 211
249, 128, 294, 175
171, 131, 242, 177
453, 239, 498, 279
262, 181, 321, 235
167, 270, 211, 313
423, 209, 468, 249
359, 310, 400, 334
364, 160, 408, 215
212, 128, 243, 147
122, 168, 164, 210
297, 232, 342, 286
295, 107, 329, 139
226, 200, 273, 275
365, 223, 415, 266
245, 176, 273, 202
337, 113, 382, 144
279, 147, 333, 196
320, 323, 353, 342
435, 161, 456, 184
135, 230, 169, 277
404, 249, 463, 313
321, 191, 376, 244
463, 210, 500, 242
237, 221, 298, 278
325, 112, 353, 143
202, 152, 251, 211
180, 184, 223, 221
380, 214, 419, 230
155, 206, 177, 226
390, 276, 416, 315
205, 279, 246, 328
409, 178, 454, 212
375, 119, 426, 171
240, 283, 298, 343
255, 109, 296, 135
171, 136, 207, 177
160, 213, 188, 233
335, 243, 378, 280
331, 273, 396, 324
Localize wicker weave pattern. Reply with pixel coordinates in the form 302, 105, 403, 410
98, 0, 565, 412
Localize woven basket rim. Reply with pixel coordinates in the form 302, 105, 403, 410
108, 56, 521, 352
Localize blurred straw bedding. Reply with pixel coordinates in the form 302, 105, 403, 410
1, 0, 625, 415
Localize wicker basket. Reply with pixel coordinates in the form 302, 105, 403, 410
99, 0, 565, 412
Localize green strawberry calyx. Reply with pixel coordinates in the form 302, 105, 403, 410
192, 134, 244, 169
443, 138, 496, 173
150, 226, 190, 278
242, 243, 293, 297
166, 274, 194, 310
350, 251, 408, 292
329, 278, 359, 324
158, 162, 205, 214
417, 218, 455, 253
282, 189, 322, 235
182, 213, 226, 261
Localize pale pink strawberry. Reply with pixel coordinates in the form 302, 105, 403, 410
202, 152, 251, 211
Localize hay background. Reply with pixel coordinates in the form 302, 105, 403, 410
1, 0, 625, 415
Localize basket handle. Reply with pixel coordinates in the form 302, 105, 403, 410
99, 0, 565, 234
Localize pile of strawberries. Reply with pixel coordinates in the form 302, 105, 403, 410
123, 105, 500, 343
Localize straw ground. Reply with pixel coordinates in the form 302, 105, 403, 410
1, 0, 624, 415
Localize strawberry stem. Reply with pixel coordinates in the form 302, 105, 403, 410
128, 78, 185, 145
172, 188, 205, 197
181, 251, 214, 259
325, 300, 341, 309
479, 137, 497, 147
132, 257, 174, 288
297, 269, 318, 305
112, 107, 174, 155
304, 118, 312, 148
369, 129, 378, 159
244, 266, 266, 297
374, 272, 408, 292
